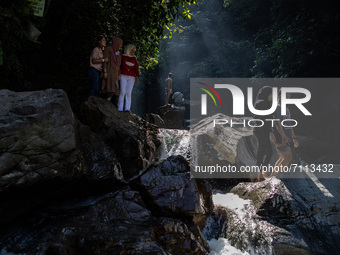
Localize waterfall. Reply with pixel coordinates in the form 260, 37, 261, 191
158, 128, 191, 160
202, 191, 274, 255
158, 128, 274, 255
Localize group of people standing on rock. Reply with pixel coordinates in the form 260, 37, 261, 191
89, 35, 140, 112
254, 86, 299, 181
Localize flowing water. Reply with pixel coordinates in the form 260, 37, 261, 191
159, 128, 191, 160
205, 192, 274, 255
159, 128, 273, 255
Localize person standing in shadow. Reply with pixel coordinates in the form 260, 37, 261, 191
89, 35, 109, 96
253, 86, 275, 181
165, 73, 173, 105
102, 36, 123, 105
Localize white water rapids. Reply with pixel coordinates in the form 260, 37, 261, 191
207, 192, 273, 255
206, 192, 253, 255
159, 128, 191, 160
158, 128, 273, 255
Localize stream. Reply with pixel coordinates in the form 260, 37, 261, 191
1, 127, 336, 254
159, 128, 273, 255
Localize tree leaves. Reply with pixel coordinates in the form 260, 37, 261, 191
0, 0, 195, 90
229, 0, 340, 77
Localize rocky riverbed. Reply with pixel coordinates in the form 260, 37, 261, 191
0, 89, 339, 255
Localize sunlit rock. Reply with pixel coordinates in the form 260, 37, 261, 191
230, 171, 340, 254
189, 113, 276, 187
190, 113, 254, 167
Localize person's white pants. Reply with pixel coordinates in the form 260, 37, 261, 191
118, 74, 135, 111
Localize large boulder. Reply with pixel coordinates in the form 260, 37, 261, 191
80, 96, 161, 180
230, 168, 340, 254
132, 155, 213, 229
191, 113, 255, 165
157, 104, 186, 129
143, 113, 165, 128
44, 217, 210, 255
153, 217, 210, 255
190, 113, 279, 182
0, 89, 80, 192
76, 122, 124, 182
0, 90, 211, 254
0, 89, 124, 225
81, 187, 152, 221
0, 187, 210, 255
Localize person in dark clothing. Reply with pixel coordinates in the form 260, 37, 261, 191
253, 86, 274, 181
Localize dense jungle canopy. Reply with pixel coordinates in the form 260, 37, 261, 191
1, 0, 340, 110
0, 0, 194, 91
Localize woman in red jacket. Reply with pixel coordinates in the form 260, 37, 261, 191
118, 44, 139, 112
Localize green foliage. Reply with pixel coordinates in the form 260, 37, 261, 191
0, 0, 34, 87
151, 0, 256, 104
229, 0, 340, 77
0, 0, 195, 91
142, 0, 340, 114
2, 0, 339, 114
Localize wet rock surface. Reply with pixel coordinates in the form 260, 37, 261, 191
153, 217, 210, 255
0, 173, 211, 254
0, 89, 81, 192
157, 104, 186, 129
159, 128, 191, 161
143, 113, 166, 128
80, 96, 162, 180
132, 155, 213, 229
0, 90, 212, 254
0, 90, 125, 225
201, 205, 228, 241
2, 89, 339, 254
190, 113, 255, 167
44, 217, 210, 255
230, 170, 340, 254
190, 113, 276, 188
